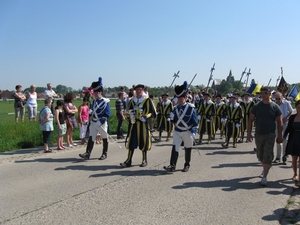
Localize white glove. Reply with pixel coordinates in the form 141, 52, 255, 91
235, 123, 241, 128
130, 114, 135, 119
197, 115, 201, 120
206, 119, 211, 122
140, 116, 147, 122
89, 109, 93, 114
96, 121, 101, 126
169, 112, 174, 120
221, 118, 227, 123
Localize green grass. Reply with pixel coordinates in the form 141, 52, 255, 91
0, 99, 128, 152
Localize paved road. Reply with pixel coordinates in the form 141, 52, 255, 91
0, 133, 294, 224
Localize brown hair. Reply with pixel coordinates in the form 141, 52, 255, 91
64, 92, 74, 103
295, 100, 300, 107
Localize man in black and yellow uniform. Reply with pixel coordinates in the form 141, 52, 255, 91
238, 93, 254, 143
213, 94, 227, 139
120, 84, 156, 167
197, 92, 216, 144
157, 93, 173, 141
222, 95, 243, 148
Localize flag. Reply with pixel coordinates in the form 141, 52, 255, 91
287, 85, 300, 101
277, 76, 288, 95
247, 83, 262, 95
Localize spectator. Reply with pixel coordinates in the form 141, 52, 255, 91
78, 97, 89, 144
116, 92, 125, 139
273, 92, 293, 163
44, 83, 58, 113
39, 99, 54, 153
64, 93, 78, 147
247, 87, 283, 186
26, 84, 38, 122
13, 85, 26, 123
284, 100, 300, 185
54, 100, 66, 150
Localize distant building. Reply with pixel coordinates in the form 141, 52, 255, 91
212, 79, 224, 93
0, 90, 13, 99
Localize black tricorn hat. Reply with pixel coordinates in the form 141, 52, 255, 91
175, 81, 188, 98
161, 93, 169, 97
90, 77, 103, 92
215, 94, 222, 98
242, 93, 251, 97
203, 92, 211, 97
134, 84, 145, 90
229, 95, 237, 99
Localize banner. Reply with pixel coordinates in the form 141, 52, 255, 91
247, 83, 262, 95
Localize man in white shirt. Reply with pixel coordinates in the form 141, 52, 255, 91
274, 92, 293, 163
44, 83, 58, 113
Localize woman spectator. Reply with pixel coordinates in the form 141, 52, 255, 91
64, 92, 78, 147
78, 97, 89, 144
13, 85, 26, 123
55, 100, 66, 150
26, 85, 38, 122
39, 99, 54, 153
284, 100, 300, 185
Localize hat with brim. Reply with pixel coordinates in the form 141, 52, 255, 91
229, 95, 237, 99
203, 92, 211, 97
215, 94, 222, 98
134, 84, 144, 90
161, 93, 169, 97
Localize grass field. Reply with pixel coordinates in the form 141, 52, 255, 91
0, 99, 128, 152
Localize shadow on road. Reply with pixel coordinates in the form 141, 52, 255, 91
14, 157, 83, 163
172, 177, 293, 193
206, 150, 255, 155
89, 168, 169, 178
55, 164, 124, 171
211, 162, 261, 168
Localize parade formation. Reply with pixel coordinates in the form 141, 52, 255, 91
73, 64, 300, 188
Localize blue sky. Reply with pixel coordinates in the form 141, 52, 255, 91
1, 0, 299, 91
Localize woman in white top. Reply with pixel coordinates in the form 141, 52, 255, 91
26, 85, 38, 121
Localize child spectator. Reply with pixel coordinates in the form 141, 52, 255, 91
55, 100, 66, 150
78, 97, 89, 144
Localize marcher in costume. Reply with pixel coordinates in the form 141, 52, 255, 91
157, 93, 173, 141
213, 94, 226, 139
163, 81, 198, 172
197, 92, 216, 144
120, 84, 156, 167
79, 77, 110, 160
222, 95, 243, 148
238, 93, 254, 143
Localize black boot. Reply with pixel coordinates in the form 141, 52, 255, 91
79, 136, 94, 160
120, 149, 134, 167
163, 146, 178, 172
99, 138, 108, 160
182, 148, 191, 172
140, 151, 148, 167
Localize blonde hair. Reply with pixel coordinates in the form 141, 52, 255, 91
30, 85, 36, 89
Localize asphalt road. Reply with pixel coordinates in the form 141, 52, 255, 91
0, 133, 294, 225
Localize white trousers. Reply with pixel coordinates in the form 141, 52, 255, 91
90, 121, 108, 141
173, 130, 193, 152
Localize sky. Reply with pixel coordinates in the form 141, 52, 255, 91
1, 0, 300, 91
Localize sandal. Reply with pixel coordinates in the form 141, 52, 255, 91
44, 149, 52, 153
293, 175, 298, 181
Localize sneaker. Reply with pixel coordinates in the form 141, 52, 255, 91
68, 144, 73, 148
259, 170, 264, 178
72, 143, 78, 146
261, 177, 267, 186
163, 165, 175, 172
